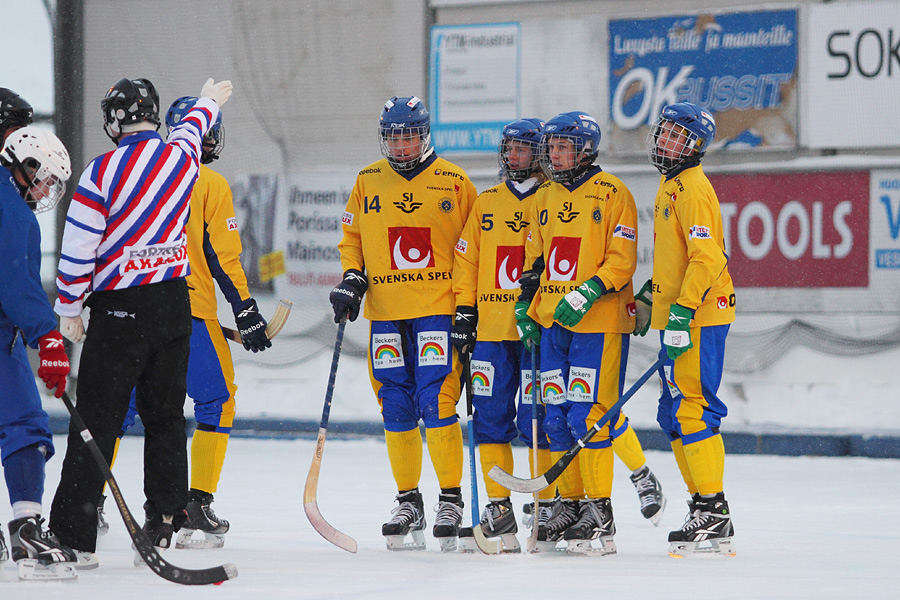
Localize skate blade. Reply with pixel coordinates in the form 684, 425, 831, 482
565, 537, 617, 556
488, 532, 521, 554
668, 537, 735, 558
437, 535, 458, 553
457, 533, 479, 553
17, 559, 78, 581
175, 529, 225, 550
385, 529, 426, 551
646, 496, 667, 527
534, 540, 565, 553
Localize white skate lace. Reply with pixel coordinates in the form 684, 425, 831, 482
546, 500, 579, 534
633, 471, 662, 510
574, 500, 611, 532
388, 501, 420, 525
480, 502, 506, 529
434, 500, 463, 526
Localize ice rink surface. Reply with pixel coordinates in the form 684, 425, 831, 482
1, 435, 898, 599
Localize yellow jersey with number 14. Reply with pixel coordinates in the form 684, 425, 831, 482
338, 154, 477, 321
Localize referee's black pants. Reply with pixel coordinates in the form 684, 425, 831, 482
50, 279, 191, 552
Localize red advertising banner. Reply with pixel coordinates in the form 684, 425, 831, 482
709, 171, 869, 287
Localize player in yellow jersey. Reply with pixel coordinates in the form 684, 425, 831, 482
636, 102, 735, 557
515, 111, 661, 555
103, 97, 270, 551
452, 118, 550, 552
330, 96, 477, 552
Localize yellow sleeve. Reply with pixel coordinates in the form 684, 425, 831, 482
338, 176, 365, 274
204, 171, 252, 312
595, 183, 638, 293
453, 197, 483, 308
673, 185, 728, 311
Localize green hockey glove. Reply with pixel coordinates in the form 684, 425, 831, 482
515, 301, 541, 350
553, 277, 606, 328
633, 279, 652, 337
663, 303, 694, 360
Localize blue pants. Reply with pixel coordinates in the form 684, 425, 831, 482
656, 325, 730, 445
369, 315, 462, 432
469, 339, 548, 449
539, 324, 629, 452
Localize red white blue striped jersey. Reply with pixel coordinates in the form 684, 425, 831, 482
55, 98, 219, 317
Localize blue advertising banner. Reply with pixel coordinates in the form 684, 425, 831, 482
429, 23, 521, 153
608, 10, 797, 154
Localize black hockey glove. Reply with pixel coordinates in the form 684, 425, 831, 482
329, 269, 368, 323
451, 305, 478, 354
235, 298, 272, 353
518, 256, 545, 303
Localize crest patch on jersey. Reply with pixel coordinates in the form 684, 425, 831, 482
470, 360, 494, 395
495, 245, 525, 290
541, 369, 566, 405
418, 331, 448, 366
547, 237, 581, 281
388, 227, 435, 270
592, 208, 602, 224
342, 211, 354, 226
372, 333, 404, 369
439, 197, 454, 213
613, 224, 636, 241
226, 217, 238, 231
567, 366, 596, 402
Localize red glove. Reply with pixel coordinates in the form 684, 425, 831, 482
38, 331, 69, 398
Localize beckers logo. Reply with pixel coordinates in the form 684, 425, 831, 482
495, 245, 525, 289
388, 227, 435, 270
470, 360, 494, 395
547, 237, 580, 281
418, 331, 448, 366
372, 333, 404, 369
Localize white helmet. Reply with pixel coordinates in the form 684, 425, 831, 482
0, 126, 71, 213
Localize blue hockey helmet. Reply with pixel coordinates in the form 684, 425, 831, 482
378, 96, 431, 172
166, 96, 224, 164
539, 111, 601, 183
648, 102, 716, 175
499, 118, 544, 182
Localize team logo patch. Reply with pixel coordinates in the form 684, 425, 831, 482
689, 225, 711, 240
627, 301, 636, 317
520, 367, 541, 401
547, 237, 581, 281
439, 197, 454, 213
663, 205, 671, 220
717, 296, 728, 309
342, 211, 354, 226
455, 238, 468, 254
613, 224, 636, 241
592, 208, 602, 224
226, 217, 238, 231
372, 333, 404, 369
417, 331, 448, 366
388, 227, 435, 270
567, 366, 596, 402
470, 360, 494, 395
541, 369, 566, 405
495, 245, 525, 289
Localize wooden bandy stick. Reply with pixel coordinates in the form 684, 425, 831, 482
221, 299, 292, 344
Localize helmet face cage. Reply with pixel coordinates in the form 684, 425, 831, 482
379, 96, 431, 172
101, 78, 161, 142
1, 127, 71, 213
0, 88, 34, 141
538, 112, 600, 183
166, 96, 224, 163
499, 118, 543, 182
647, 103, 716, 175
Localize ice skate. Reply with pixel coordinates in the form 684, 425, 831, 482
72, 549, 99, 570
0, 527, 7, 563
96, 494, 110, 536
432, 489, 464, 552
477, 499, 520, 553
536, 498, 578, 553
7, 516, 77, 581
176, 490, 229, 549
563, 498, 616, 556
382, 489, 426, 551
134, 513, 174, 567
630, 466, 665, 526
668, 493, 735, 558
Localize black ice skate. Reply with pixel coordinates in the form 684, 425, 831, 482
477, 498, 520, 553
563, 498, 616, 556
536, 498, 579, 552
432, 489, 464, 552
96, 494, 110, 536
630, 465, 666, 526
0, 527, 7, 563
134, 513, 175, 567
382, 489, 426, 551
522, 500, 554, 532
667, 492, 735, 558
176, 489, 230, 549
7, 516, 77, 581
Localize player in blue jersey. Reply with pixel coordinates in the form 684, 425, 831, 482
0, 109, 79, 580
49, 77, 237, 568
